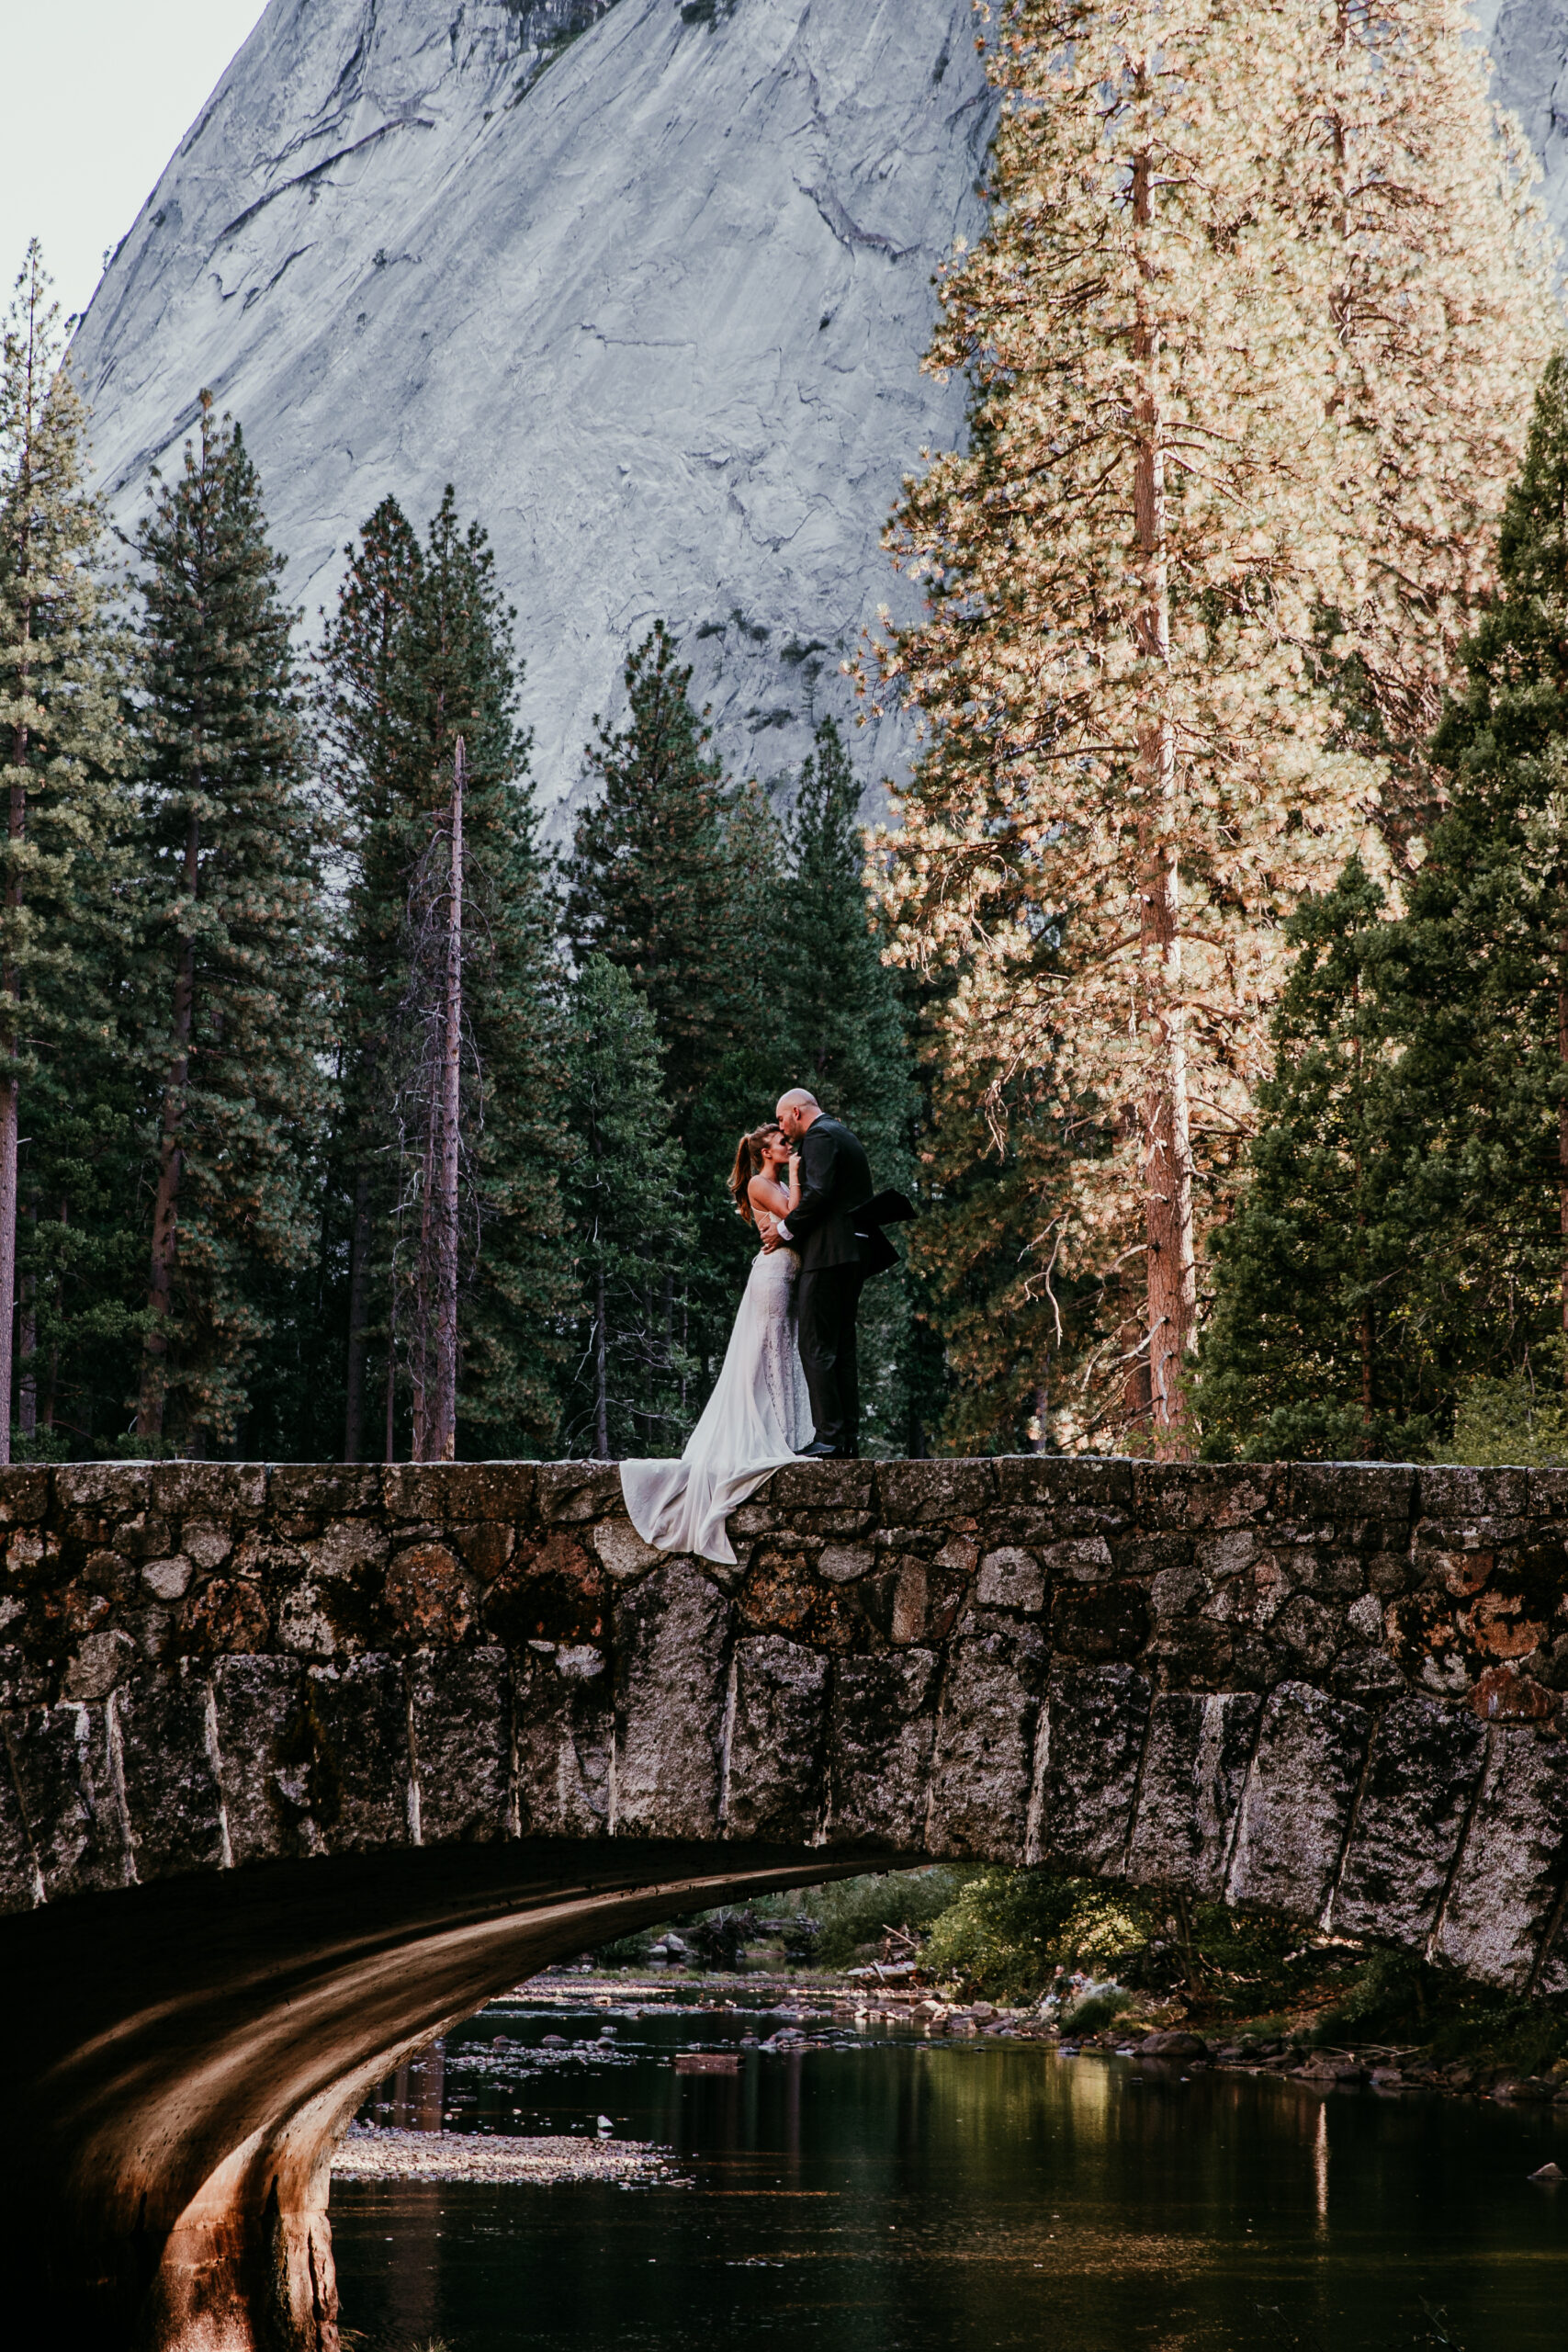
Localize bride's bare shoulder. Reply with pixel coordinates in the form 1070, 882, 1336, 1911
749, 1171, 787, 1215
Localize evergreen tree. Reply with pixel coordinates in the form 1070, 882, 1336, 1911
130, 391, 333, 1449
559, 956, 695, 1458
0, 243, 139, 1460
874, 0, 1551, 1456
1201, 361, 1568, 1457
778, 720, 911, 1159
564, 622, 741, 1126
321, 490, 571, 1460
318, 495, 423, 1459
1196, 860, 1440, 1459
1303, 0, 1556, 818
775, 718, 920, 1453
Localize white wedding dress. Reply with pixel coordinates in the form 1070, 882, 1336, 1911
621, 1242, 814, 1565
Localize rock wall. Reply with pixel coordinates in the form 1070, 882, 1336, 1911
67, 0, 993, 815
5, 1456, 1568, 1990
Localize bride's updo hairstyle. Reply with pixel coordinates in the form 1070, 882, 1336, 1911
729, 1125, 780, 1225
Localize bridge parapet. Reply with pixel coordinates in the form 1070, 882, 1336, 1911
4, 1456, 1567, 1989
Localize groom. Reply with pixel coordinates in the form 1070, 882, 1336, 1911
763, 1087, 881, 1460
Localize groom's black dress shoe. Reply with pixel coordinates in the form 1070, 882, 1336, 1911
795, 1439, 844, 1458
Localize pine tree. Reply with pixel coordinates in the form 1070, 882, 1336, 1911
322, 490, 571, 1460
559, 956, 695, 1458
877, 0, 1382, 1457
1303, 0, 1557, 816
131, 391, 333, 1449
318, 494, 423, 1459
564, 622, 741, 1127
1200, 360, 1568, 1456
1196, 860, 1443, 1457
778, 720, 911, 1156
0, 243, 137, 1461
774, 718, 921, 1453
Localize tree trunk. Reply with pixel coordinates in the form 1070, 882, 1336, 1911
421, 739, 464, 1462
343, 1167, 373, 1462
0, 702, 29, 1465
595, 1263, 609, 1461
137, 811, 201, 1440
1558, 960, 1568, 1343
17, 1204, 36, 1439
1131, 129, 1197, 1459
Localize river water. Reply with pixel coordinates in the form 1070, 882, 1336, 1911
333, 1993, 1568, 2351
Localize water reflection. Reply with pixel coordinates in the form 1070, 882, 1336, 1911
334, 2002, 1568, 2351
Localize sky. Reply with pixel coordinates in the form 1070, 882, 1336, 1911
2, 0, 268, 328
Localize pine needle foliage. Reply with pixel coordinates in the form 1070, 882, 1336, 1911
564, 621, 741, 1128
874, 0, 1553, 1456
559, 955, 696, 1458
1201, 359, 1568, 1457
130, 393, 333, 1449
0, 243, 139, 1457
321, 491, 571, 1460
1305, 0, 1558, 815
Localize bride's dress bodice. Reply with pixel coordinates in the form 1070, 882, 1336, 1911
620, 1242, 814, 1564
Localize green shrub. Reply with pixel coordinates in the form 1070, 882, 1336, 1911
809, 1868, 966, 1968
1063, 1988, 1131, 2035
924, 1870, 1148, 2004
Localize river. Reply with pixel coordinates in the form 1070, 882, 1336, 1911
332, 1991, 1568, 2350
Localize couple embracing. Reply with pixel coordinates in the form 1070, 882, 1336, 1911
622, 1089, 907, 1565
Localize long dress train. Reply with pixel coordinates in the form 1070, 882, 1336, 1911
620, 1243, 813, 1565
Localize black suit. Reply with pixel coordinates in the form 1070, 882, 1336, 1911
780, 1114, 875, 1453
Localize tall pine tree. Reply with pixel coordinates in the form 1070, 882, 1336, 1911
559, 956, 695, 1457
776, 718, 921, 1453
1201, 360, 1568, 1457
564, 622, 741, 1126
131, 392, 333, 1450
0, 243, 137, 1461
321, 490, 570, 1459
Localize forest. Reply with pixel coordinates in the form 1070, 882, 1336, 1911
7, 0, 1568, 1467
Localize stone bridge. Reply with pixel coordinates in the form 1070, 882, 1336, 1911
4, 1454, 1568, 2351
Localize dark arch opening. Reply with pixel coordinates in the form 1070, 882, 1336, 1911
2, 1839, 898, 2352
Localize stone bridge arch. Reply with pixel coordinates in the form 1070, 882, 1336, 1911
3, 1454, 1567, 2350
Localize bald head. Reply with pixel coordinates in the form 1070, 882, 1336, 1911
776, 1088, 822, 1139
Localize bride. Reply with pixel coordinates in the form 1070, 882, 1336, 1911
620, 1123, 814, 1564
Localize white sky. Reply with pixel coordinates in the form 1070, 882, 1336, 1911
2, 0, 269, 328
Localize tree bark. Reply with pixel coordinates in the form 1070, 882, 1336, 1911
1131, 128, 1197, 1459
343, 1167, 373, 1462
0, 746, 23, 1469
595, 1264, 609, 1461
137, 811, 200, 1440
426, 741, 464, 1460
17, 1204, 36, 1438
1558, 960, 1568, 1343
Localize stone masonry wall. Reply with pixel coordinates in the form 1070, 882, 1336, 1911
3, 1457, 1568, 1990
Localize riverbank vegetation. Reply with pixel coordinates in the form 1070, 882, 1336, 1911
6, 0, 1568, 1464
605, 1866, 1568, 2082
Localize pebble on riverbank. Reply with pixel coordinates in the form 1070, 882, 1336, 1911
333, 2126, 675, 2187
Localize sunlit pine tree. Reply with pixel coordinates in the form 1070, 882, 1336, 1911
1297, 0, 1558, 819
874, 0, 1380, 1456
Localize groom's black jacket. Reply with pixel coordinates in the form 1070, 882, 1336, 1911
784, 1116, 897, 1276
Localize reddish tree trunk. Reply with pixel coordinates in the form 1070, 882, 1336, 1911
1132, 129, 1196, 1459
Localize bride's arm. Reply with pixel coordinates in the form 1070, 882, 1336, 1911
787, 1153, 802, 1214
750, 1174, 790, 1231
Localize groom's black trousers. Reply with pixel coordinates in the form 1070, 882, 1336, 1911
797, 1264, 864, 1452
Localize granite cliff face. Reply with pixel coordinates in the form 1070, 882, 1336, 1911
68, 0, 1568, 813
71, 0, 993, 812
